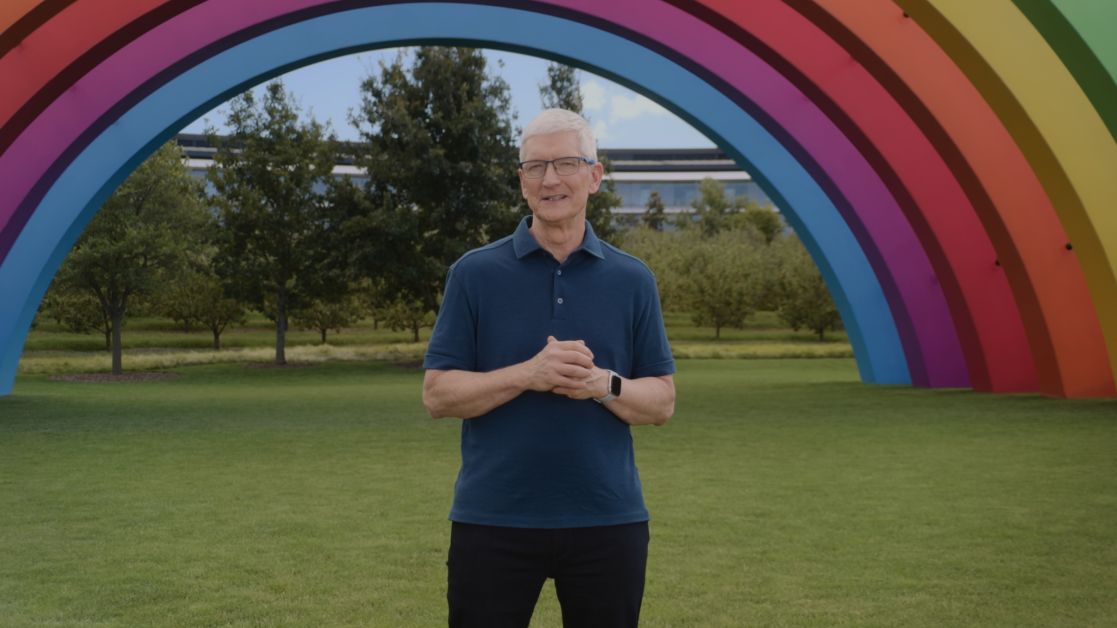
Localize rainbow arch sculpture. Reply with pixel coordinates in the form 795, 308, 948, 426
0, 0, 1114, 399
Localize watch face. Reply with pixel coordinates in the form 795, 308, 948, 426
609, 372, 622, 397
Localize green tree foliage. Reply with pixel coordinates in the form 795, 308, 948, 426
538, 62, 624, 241
335, 48, 522, 315
206, 80, 341, 365
680, 177, 735, 235
159, 270, 247, 350
678, 177, 785, 242
290, 291, 366, 345
771, 235, 843, 341
39, 288, 114, 352
676, 229, 767, 340
539, 63, 583, 112
622, 191, 836, 341
620, 227, 766, 339
735, 203, 784, 245
48, 141, 207, 374
617, 227, 684, 313
643, 190, 668, 231
377, 294, 437, 343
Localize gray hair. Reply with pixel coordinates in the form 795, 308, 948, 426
520, 108, 597, 162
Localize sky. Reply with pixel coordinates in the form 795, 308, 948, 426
179, 48, 716, 149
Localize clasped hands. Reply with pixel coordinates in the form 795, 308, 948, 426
525, 336, 608, 400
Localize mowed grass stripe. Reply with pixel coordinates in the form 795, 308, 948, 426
1, 360, 1115, 627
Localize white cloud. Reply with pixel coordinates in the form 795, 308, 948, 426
581, 80, 607, 111
593, 119, 609, 142
609, 92, 669, 123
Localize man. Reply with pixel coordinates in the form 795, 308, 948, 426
422, 108, 676, 627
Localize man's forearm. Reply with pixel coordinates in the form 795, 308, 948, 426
422, 365, 529, 419
424, 337, 598, 420
600, 374, 675, 427
551, 370, 675, 427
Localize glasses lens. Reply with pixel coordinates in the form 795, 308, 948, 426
522, 161, 546, 178
554, 158, 581, 175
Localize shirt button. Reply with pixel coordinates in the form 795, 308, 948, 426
557, 270, 562, 275
557, 298, 564, 304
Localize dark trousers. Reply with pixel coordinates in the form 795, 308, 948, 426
447, 521, 650, 628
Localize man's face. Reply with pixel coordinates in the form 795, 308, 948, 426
519, 131, 603, 228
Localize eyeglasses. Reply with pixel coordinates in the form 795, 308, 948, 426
519, 156, 596, 179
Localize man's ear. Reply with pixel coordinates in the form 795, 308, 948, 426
587, 161, 604, 194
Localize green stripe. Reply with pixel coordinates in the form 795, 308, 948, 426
1010, 0, 1117, 146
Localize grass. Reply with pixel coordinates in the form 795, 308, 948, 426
21, 311, 850, 374
17, 343, 428, 375
24, 314, 431, 353
1, 359, 1115, 626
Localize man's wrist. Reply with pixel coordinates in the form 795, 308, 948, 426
593, 369, 620, 403
590, 367, 608, 398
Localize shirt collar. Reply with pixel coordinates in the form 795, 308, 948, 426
512, 215, 605, 260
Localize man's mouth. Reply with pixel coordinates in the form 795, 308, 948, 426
543, 195, 567, 201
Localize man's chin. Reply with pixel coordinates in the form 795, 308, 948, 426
531, 204, 586, 225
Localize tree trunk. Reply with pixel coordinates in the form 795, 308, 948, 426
818, 328, 825, 342
373, 318, 378, 330
213, 329, 221, 350
104, 329, 112, 352
110, 311, 124, 375
276, 290, 287, 365
184, 320, 191, 333
715, 323, 721, 341
412, 322, 420, 343
321, 328, 327, 345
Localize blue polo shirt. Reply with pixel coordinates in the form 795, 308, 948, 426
424, 216, 675, 528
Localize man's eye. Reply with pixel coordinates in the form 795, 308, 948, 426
556, 159, 578, 168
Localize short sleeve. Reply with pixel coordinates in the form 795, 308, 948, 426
630, 273, 676, 379
423, 266, 478, 371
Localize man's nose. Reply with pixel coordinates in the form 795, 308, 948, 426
541, 161, 562, 185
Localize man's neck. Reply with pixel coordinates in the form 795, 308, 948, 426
529, 215, 586, 264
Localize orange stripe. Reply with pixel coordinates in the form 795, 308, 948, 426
0, 0, 46, 37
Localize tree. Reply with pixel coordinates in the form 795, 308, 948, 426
682, 177, 735, 236
676, 229, 766, 340
728, 195, 784, 245
206, 80, 342, 365
539, 62, 582, 112
173, 271, 247, 350
539, 62, 624, 241
772, 235, 843, 341
158, 271, 201, 334
377, 293, 437, 343
335, 47, 522, 315
290, 292, 365, 345
617, 226, 684, 313
39, 286, 114, 352
643, 190, 668, 231
49, 141, 207, 374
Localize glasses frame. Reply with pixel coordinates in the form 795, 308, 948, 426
518, 156, 597, 179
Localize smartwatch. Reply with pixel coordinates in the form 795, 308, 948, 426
594, 370, 622, 403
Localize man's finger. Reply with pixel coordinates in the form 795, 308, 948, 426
554, 365, 591, 380
551, 342, 594, 360
555, 350, 594, 367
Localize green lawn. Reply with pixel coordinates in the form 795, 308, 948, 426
1, 360, 1114, 626
23, 311, 845, 354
